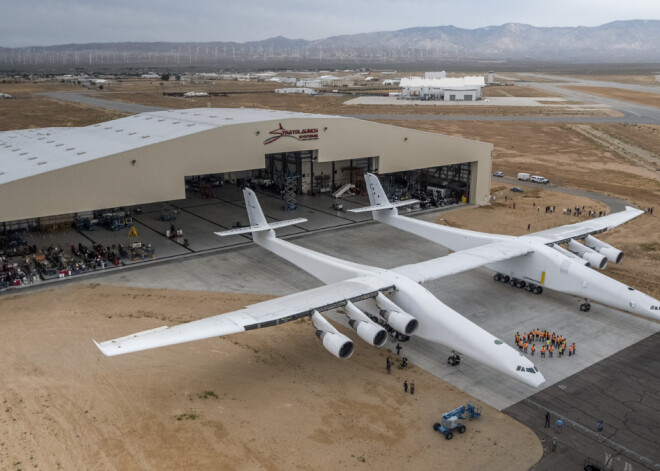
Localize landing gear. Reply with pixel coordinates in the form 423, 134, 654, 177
580, 300, 591, 312
494, 273, 543, 295
447, 352, 461, 366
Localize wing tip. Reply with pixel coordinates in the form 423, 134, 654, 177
93, 339, 111, 357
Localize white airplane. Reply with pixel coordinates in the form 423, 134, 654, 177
95, 189, 545, 388
350, 173, 660, 321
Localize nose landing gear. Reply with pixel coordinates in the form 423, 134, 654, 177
580, 300, 591, 312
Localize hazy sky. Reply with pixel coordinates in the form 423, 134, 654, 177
3, 0, 660, 47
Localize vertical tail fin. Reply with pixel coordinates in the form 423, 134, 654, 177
215, 189, 307, 237
244, 188, 268, 227
364, 172, 391, 206
348, 173, 419, 214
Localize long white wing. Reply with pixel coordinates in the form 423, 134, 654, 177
393, 241, 533, 283
94, 276, 394, 356
525, 206, 644, 244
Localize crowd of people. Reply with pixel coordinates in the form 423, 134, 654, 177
514, 330, 576, 359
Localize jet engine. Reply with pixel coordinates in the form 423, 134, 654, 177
568, 239, 608, 270
345, 301, 388, 347
374, 293, 419, 336
550, 244, 590, 266
312, 311, 354, 359
584, 235, 624, 264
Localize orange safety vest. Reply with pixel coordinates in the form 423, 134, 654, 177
549, 346, 554, 352
541, 347, 545, 353
531, 345, 536, 352
524, 342, 528, 349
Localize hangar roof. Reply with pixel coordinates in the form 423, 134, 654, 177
0, 108, 345, 185
400, 76, 485, 88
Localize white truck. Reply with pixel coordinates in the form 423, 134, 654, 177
517, 173, 530, 181
531, 175, 549, 184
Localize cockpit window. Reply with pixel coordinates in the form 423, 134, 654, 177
516, 366, 522, 371
526, 367, 536, 374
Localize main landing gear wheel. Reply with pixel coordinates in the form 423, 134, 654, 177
517, 280, 526, 289
534, 286, 543, 295
494, 273, 502, 282
525, 284, 534, 292
580, 300, 591, 312
502, 275, 510, 283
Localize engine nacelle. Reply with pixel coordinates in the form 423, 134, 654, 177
568, 239, 607, 270
374, 293, 419, 336
380, 310, 419, 336
344, 301, 388, 347
551, 244, 590, 266
312, 311, 354, 359
584, 235, 624, 264
349, 319, 388, 347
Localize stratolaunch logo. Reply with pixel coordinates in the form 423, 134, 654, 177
264, 123, 319, 145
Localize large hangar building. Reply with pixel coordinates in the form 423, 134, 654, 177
0, 108, 493, 226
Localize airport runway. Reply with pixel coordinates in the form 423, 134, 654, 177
42, 91, 164, 114
41, 76, 660, 125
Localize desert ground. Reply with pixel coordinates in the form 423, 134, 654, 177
0, 285, 541, 470
565, 86, 660, 108
1, 73, 659, 470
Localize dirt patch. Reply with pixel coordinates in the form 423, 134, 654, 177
0, 96, 127, 131
377, 119, 660, 204
562, 75, 660, 86
0, 284, 541, 470
563, 86, 660, 108
569, 125, 660, 174
483, 86, 559, 98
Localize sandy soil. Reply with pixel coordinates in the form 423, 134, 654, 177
0, 284, 541, 470
483, 86, 559, 98
564, 86, 660, 108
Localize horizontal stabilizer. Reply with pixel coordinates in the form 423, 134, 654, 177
215, 218, 307, 237
348, 199, 419, 213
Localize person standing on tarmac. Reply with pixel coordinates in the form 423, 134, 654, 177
403, 380, 408, 393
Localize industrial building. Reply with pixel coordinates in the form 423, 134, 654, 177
0, 108, 493, 228
400, 76, 486, 101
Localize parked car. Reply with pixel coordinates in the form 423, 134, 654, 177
510, 187, 524, 193
531, 175, 549, 184
493, 171, 504, 177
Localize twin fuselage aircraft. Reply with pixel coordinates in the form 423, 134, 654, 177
95, 174, 659, 388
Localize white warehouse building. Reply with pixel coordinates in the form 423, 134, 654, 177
399, 76, 485, 101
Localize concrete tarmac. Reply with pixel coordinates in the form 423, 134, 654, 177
88, 210, 659, 412
505, 332, 660, 471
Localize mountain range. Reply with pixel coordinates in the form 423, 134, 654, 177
1, 20, 659, 72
